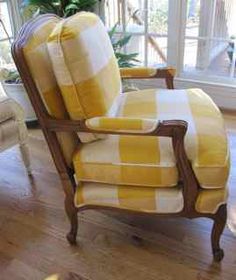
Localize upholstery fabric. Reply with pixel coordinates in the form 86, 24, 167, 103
73, 88, 229, 189
47, 12, 121, 143
0, 97, 28, 152
86, 117, 159, 133
23, 17, 79, 166
74, 183, 228, 214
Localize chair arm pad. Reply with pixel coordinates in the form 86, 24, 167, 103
120, 67, 176, 79
85, 117, 159, 134
0, 96, 25, 123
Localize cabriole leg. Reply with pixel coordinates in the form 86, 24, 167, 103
65, 195, 78, 245
211, 204, 227, 262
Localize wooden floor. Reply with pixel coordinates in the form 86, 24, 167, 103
0, 113, 236, 280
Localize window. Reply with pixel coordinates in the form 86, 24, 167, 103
0, 0, 21, 68
0, 0, 13, 67
104, 0, 236, 85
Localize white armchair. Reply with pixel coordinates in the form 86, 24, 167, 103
0, 96, 31, 174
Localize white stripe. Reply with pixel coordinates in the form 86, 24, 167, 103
155, 188, 183, 213
47, 19, 114, 85
156, 89, 198, 164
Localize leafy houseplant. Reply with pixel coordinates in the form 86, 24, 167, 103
108, 24, 139, 68
21, 0, 98, 18
21, 1, 139, 69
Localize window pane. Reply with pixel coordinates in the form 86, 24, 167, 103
183, 38, 235, 78
125, 0, 145, 33
185, 0, 201, 37
183, 39, 199, 72
183, 0, 236, 79
148, 0, 168, 35
0, 2, 13, 40
148, 36, 167, 67
125, 35, 145, 66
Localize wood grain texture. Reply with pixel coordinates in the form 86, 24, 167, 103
0, 112, 235, 280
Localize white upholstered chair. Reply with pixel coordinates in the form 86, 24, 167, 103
0, 95, 31, 174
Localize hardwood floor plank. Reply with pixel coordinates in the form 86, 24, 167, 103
0, 115, 236, 280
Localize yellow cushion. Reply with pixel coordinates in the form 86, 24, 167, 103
23, 17, 79, 166
74, 183, 228, 214
73, 88, 229, 189
47, 12, 121, 142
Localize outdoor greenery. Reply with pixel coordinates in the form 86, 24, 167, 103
149, 0, 168, 34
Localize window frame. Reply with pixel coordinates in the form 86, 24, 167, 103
105, 0, 236, 86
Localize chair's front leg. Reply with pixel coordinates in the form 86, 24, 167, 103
211, 204, 227, 262
62, 177, 78, 245
19, 141, 32, 175
65, 196, 78, 245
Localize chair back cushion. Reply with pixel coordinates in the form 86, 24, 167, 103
47, 12, 121, 142
22, 16, 79, 166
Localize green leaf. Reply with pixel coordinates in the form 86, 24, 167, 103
64, 3, 79, 12
115, 34, 132, 48
108, 23, 118, 39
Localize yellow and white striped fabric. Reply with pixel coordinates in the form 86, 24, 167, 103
23, 17, 79, 166
73, 88, 229, 189
74, 183, 228, 214
47, 12, 121, 143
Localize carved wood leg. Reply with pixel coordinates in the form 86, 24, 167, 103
64, 194, 78, 245
211, 204, 227, 262
19, 142, 32, 175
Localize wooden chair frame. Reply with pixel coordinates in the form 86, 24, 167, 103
12, 14, 227, 262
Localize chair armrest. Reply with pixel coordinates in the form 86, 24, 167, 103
46, 116, 187, 138
46, 116, 199, 211
85, 117, 158, 134
120, 67, 176, 89
0, 96, 25, 122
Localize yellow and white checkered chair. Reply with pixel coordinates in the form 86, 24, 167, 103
12, 12, 229, 262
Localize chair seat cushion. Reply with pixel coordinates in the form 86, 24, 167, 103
74, 183, 228, 214
73, 88, 229, 189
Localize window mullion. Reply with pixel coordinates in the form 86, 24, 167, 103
167, 0, 187, 76
144, 0, 148, 66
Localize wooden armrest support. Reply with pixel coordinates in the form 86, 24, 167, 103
45, 117, 187, 138
120, 67, 176, 89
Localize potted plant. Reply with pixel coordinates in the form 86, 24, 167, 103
108, 24, 139, 92
0, 17, 37, 123
21, 0, 99, 18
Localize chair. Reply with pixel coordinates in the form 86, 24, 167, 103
0, 95, 31, 174
12, 13, 229, 262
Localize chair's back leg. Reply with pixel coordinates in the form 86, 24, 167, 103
211, 204, 227, 262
